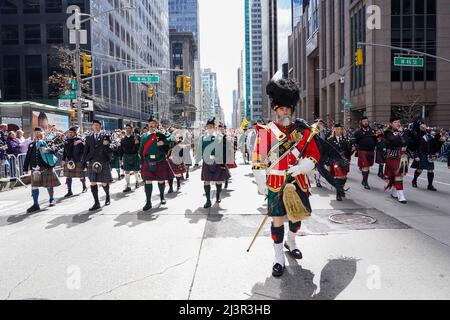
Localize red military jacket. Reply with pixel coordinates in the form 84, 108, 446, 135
252, 121, 321, 193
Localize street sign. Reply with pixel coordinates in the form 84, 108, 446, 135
58, 99, 72, 110
59, 91, 77, 100
394, 57, 424, 67
70, 79, 78, 90
345, 102, 353, 109
129, 74, 160, 83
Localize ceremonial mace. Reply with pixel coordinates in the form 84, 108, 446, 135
246, 123, 320, 253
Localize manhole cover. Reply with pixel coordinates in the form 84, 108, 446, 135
329, 213, 377, 225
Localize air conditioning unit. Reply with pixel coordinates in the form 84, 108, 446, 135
340, 77, 345, 84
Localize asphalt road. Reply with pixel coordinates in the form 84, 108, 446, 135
0, 153, 449, 300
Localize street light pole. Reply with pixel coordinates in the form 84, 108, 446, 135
74, 8, 83, 133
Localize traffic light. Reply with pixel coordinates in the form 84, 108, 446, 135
183, 76, 191, 92
176, 75, 183, 91
355, 48, 364, 66
70, 104, 77, 121
81, 53, 92, 76
148, 86, 154, 97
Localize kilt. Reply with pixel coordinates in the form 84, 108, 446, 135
375, 150, 386, 164
32, 168, 61, 188
227, 162, 238, 169
63, 162, 87, 179
123, 153, 140, 172
357, 150, 375, 168
201, 163, 231, 182
168, 159, 187, 175
110, 155, 121, 169
330, 162, 350, 178
268, 184, 311, 217
411, 153, 435, 171
141, 158, 174, 181
87, 162, 113, 183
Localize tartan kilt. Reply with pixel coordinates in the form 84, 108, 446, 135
87, 162, 113, 183
411, 153, 435, 171
227, 162, 238, 169
110, 155, 121, 169
63, 162, 87, 178
267, 186, 311, 217
201, 163, 231, 182
375, 150, 386, 164
384, 157, 403, 178
141, 158, 174, 181
357, 150, 375, 168
123, 153, 140, 172
168, 159, 187, 175
330, 162, 350, 178
32, 168, 61, 188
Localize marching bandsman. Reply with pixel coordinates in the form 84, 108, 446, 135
354, 116, 378, 190
110, 130, 122, 180
196, 118, 231, 209
81, 120, 114, 211
139, 117, 174, 211
375, 126, 387, 179
62, 127, 87, 197
120, 124, 141, 193
23, 127, 62, 213
384, 117, 410, 204
252, 79, 321, 277
167, 130, 187, 193
327, 124, 353, 201
218, 123, 236, 189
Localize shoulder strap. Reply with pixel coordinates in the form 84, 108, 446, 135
142, 134, 157, 158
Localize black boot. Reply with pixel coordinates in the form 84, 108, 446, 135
272, 263, 285, 277
143, 184, 153, 211
176, 177, 181, 191
378, 165, 384, 178
412, 170, 421, 188
103, 184, 111, 206
64, 191, 74, 198
216, 184, 222, 203
168, 179, 174, 193
427, 172, 437, 191
27, 204, 41, 214
224, 179, 229, 189
362, 171, 370, 190
89, 185, 101, 211
158, 183, 166, 205
204, 185, 212, 208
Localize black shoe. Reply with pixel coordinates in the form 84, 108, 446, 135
284, 243, 303, 260
135, 183, 140, 189
89, 203, 101, 211
412, 180, 418, 188
168, 188, 174, 194
143, 202, 152, 211
161, 199, 167, 205
399, 200, 408, 204
428, 185, 437, 191
204, 200, 212, 209
336, 193, 343, 201
362, 182, 371, 190
105, 197, 111, 206
64, 191, 74, 198
82, 187, 88, 193
123, 187, 132, 193
27, 204, 41, 214
316, 182, 323, 188
272, 263, 285, 277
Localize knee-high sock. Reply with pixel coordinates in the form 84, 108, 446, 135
394, 180, 404, 191
204, 185, 211, 202
176, 177, 181, 189
47, 188, 54, 202
91, 185, 99, 204
362, 171, 369, 184
413, 170, 422, 183
289, 221, 302, 233
145, 184, 153, 203
103, 184, 110, 198
32, 189, 39, 206
66, 177, 73, 192
81, 178, 86, 188
378, 164, 384, 175
168, 178, 174, 190
158, 183, 165, 199
216, 184, 222, 200
125, 173, 131, 187
271, 224, 285, 244
427, 172, 435, 187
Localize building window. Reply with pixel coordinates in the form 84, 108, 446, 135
2, 55, 21, 99
351, 5, 365, 91
1, 25, 19, 45
46, 24, 63, 44
0, 0, 18, 14
23, 0, 40, 13
339, 0, 345, 68
45, 0, 62, 13
24, 24, 41, 44
25, 55, 43, 99
391, 0, 436, 82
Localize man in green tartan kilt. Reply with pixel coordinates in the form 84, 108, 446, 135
139, 117, 174, 211
23, 127, 61, 213
62, 127, 87, 197
110, 134, 122, 180
120, 124, 141, 193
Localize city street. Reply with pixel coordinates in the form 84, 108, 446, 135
1, 152, 449, 300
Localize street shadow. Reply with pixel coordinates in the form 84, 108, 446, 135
244, 173, 255, 178
248, 256, 358, 300
46, 211, 97, 229
184, 208, 209, 224
113, 209, 162, 228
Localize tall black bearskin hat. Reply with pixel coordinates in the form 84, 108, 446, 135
266, 78, 300, 112
206, 117, 216, 126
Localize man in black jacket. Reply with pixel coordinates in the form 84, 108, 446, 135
81, 120, 113, 211
23, 127, 62, 213
62, 127, 87, 197
354, 117, 377, 189
120, 124, 141, 193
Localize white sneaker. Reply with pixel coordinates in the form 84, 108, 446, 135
397, 190, 407, 204
391, 188, 398, 199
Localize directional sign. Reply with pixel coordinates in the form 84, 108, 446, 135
345, 102, 353, 109
129, 74, 160, 83
59, 91, 77, 100
394, 57, 424, 67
